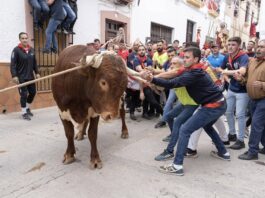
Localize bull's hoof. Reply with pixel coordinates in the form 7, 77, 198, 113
89, 159, 103, 169
121, 131, 129, 139
75, 131, 85, 141
63, 154, 75, 165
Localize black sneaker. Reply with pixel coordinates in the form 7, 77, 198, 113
230, 140, 245, 150
26, 108, 33, 117
63, 29, 69, 34
184, 148, 198, 158
67, 29, 76, 34
136, 107, 142, 112
22, 113, 31, 121
130, 113, 137, 120
162, 135, 171, 142
147, 112, 155, 118
154, 121, 166, 128
222, 141, 230, 146
159, 163, 184, 176
155, 112, 160, 117
210, 151, 231, 161
258, 147, 265, 155
42, 48, 51, 54
238, 151, 258, 160
51, 47, 58, 54
154, 149, 174, 161
142, 113, 151, 120
228, 134, 237, 142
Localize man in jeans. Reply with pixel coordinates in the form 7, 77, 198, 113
238, 39, 265, 160
220, 37, 249, 150
154, 47, 177, 128
43, 0, 65, 54
28, 0, 49, 29
61, 0, 76, 34
141, 47, 230, 176
133, 45, 163, 119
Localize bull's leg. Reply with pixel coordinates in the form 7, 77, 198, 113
120, 100, 129, 139
61, 119, 76, 164
75, 120, 89, 141
87, 116, 102, 169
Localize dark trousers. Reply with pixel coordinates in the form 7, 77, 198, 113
68, 0, 77, 31
28, 0, 49, 24
248, 98, 265, 155
126, 89, 140, 114
143, 87, 163, 115
18, 80, 36, 108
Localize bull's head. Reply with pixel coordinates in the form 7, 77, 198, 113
80, 53, 128, 120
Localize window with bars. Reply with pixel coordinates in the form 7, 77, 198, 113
233, 0, 239, 17
105, 19, 126, 42
186, 20, 195, 43
245, 1, 250, 22
150, 22, 173, 44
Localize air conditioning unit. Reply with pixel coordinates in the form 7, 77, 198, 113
114, 0, 133, 5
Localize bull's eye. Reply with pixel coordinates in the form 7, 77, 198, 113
99, 79, 109, 91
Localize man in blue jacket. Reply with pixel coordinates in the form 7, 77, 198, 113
141, 47, 230, 176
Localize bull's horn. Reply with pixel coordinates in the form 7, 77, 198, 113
80, 54, 103, 69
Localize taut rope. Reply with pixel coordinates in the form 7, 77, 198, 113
0, 52, 144, 93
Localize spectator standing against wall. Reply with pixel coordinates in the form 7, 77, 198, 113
10, 32, 40, 120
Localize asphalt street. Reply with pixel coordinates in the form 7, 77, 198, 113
0, 107, 264, 198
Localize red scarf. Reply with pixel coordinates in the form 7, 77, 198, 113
256, 57, 265, 61
137, 55, 147, 69
18, 43, 30, 53
228, 50, 246, 70
175, 63, 205, 76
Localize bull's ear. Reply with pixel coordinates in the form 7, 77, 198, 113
86, 43, 97, 54
80, 54, 88, 66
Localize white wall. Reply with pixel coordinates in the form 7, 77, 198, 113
0, 1, 26, 62
130, 0, 214, 47
74, 0, 131, 44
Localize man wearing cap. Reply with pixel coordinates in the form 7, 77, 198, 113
207, 43, 225, 68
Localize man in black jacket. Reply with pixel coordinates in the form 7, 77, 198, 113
10, 32, 40, 120
141, 47, 230, 176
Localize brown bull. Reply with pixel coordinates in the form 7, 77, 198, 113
52, 44, 128, 168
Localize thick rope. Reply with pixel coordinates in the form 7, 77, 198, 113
0, 53, 111, 94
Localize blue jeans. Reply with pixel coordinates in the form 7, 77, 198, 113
62, 2, 76, 30
248, 98, 265, 155
174, 101, 227, 165
225, 89, 249, 141
28, 0, 49, 24
165, 104, 198, 153
44, 18, 62, 50
161, 89, 177, 122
